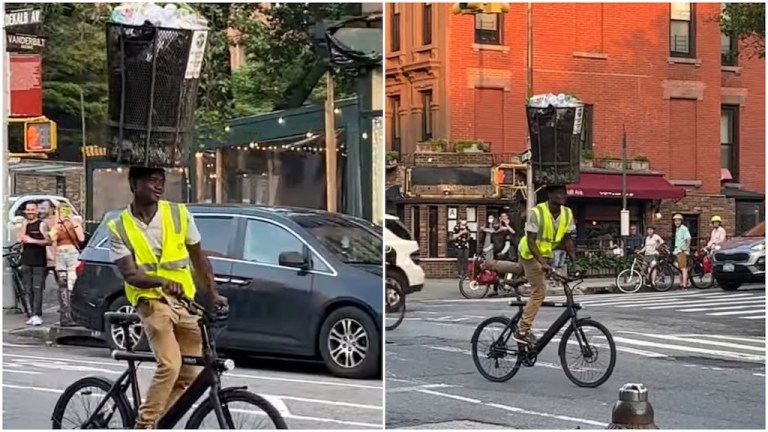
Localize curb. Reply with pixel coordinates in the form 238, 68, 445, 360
7, 325, 101, 343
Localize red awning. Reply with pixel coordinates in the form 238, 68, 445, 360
567, 173, 686, 200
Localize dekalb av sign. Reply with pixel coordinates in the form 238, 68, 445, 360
5, 9, 42, 27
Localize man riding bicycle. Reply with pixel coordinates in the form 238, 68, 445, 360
108, 166, 227, 429
514, 184, 577, 345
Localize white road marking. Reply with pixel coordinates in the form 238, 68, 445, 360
677, 334, 765, 343
2, 353, 381, 390
582, 293, 718, 306
678, 304, 767, 312
641, 298, 765, 310
2, 369, 42, 375
610, 336, 765, 362
740, 315, 766, 320
417, 389, 482, 404
485, 402, 608, 427
615, 331, 767, 352
707, 308, 766, 316
753, 373, 765, 377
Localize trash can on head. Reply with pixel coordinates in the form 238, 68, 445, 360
106, 22, 208, 168
526, 94, 585, 186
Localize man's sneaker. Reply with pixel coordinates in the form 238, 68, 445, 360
25, 316, 34, 325
30, 315, 43, 326
512, 330, 537, 345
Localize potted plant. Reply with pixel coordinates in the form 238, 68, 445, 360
386, 151, 399, 165
601, 155, 624, 170
416, 138, 448, 152
453, 140, 488, 153
631, 154, 650, 170
580, 149, 594, 168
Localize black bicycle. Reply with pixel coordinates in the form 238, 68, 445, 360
3, 242, 31, 317
471, 272, 616, 388
51, 297, 288, 429
385, 246, 406, 331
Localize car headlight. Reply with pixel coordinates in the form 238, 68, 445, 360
751, 242, 765, 251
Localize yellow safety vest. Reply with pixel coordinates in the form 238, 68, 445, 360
519, 202, 574, 260
108, 200, 196, 306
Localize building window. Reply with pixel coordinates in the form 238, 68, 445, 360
420, 89, 433, 141
580, 104, 594, 151
475, 13, 502, 45
423, 3, 432, 45
390, 4, 400, 52
389, 95, 401, 152
427, 206, 438, 258
721, 106, 739, 182
721, 33, 738, 66
670, 3, 695, 57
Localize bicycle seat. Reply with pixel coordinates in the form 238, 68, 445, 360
105, 312, 141, 327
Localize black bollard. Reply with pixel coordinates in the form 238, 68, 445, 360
607, 383, 659, 429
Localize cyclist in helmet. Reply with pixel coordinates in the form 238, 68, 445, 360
706, 215, 727, 252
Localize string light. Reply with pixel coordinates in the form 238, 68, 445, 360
334, 108, 341, 114
277, 117, 285, 125
224, 126, 231, 132
361, 132, 368, 139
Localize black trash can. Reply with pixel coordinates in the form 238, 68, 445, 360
106, 22, 208, 168
526, 105, 584, 185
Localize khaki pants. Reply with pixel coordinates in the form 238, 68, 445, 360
519, 258, 547, 334
484, 259, 524, 277
135, 298, 202, 428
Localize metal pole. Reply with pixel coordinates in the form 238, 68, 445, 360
80, 87, 87, 208
620, 125, 629, 241
525, 2, 535, 216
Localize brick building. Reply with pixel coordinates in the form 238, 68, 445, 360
385, 2, 765, 277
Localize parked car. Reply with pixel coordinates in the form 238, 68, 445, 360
71, 204, 383, 379
712, 222, 765, 291
383, 214, 424, 295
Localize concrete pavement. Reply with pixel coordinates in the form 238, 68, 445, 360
386, 282, 765, 429
3, 338, 382, 429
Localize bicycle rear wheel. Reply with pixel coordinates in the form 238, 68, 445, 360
185, 389, 288, 429
689, 261, 714, 289
649, 263, 674, 292
471, 316, 521, 382
386, 281, 406, 330
459, 273, 491, 299
51, 376, 133, 429
558, 318, 616, 388
615, 269, 643, 294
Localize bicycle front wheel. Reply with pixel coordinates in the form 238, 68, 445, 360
689, 261, 714, 289
615, 269, 643, 294
186, 389, 288, 429
386, 282, 406, 331
51, 376, 133, 429
558, 318, 616, 388
471, 316, 521, 382
459, 273, 490, 299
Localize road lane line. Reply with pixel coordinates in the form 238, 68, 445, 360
553, 337, 667, 358
707, 309, 766, 316
610, 336, 765, 362
740, 316, 766, 320
581, 293, 718, 307
675, 334, 765, 343
484, 402, 608, 427
641, 298, 764, 310
677, 304, 766, 312
2, 370, 42, 375
417, 389, 482, 404
615, 331, 767, 352
2, 353, 382, 390
275, 395, 382, 410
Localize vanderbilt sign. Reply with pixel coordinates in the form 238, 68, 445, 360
7, 34, 45, 52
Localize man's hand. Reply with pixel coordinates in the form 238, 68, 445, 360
211, 293, 228, 308
539, 262, 553, 274
161, 280, 183, 297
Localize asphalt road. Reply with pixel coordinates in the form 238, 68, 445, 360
2, 338, 383, 429
386, 282, 766, 429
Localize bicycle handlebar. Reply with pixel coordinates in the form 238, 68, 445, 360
548, 272, 584, 284
177, 296, 230, 324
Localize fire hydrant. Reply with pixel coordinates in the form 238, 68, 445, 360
607, 383, 659, 429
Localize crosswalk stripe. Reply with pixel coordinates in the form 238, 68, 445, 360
677, 304, 767, 312
610, 336, 765, 362
677, 334, 766, 344
610, 293, 758, 308
581, 294, 728, 307
740, 316, 766, 320
615, 331, 766, 352
707, 308, 766, 317
642, 298, 765, 310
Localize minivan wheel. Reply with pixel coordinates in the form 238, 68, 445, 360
105, 296, 148, 352
319, 306, 380, 379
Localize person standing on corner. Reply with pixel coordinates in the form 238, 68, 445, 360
672, 213, 692, 289
514, 185, 577, 345
17, 202, 51, 326
452, 220, 471, 277
108, 166, 228, 429
49, 203, 86, 326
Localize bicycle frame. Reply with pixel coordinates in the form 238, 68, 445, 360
83, 310, 240, 428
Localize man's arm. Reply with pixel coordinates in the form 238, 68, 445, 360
563, 233, 577, 262
109, 226, 165, 288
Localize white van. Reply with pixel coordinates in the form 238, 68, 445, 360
384, 214, 425, 294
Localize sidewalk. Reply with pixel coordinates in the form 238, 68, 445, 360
3, 277, 59, 342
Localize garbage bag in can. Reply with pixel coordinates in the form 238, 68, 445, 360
526, 103, 584, 186
106, 22, 208, 168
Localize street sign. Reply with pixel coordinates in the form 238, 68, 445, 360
4, 9, 42, 27
521, 149, 532, 163
6, 33, 45, 52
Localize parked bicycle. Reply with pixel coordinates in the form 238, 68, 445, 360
3, 243, 31, 317
689, 247, 715, 289
615, 253, 669, 293
51, 296, 287, 429
459, 254, 513, 299
650, 246, 713, 291
471, 272, 617, 388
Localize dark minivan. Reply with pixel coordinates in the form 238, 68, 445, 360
71, 204, 383, 379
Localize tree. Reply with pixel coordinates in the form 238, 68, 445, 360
720, 3, 765, 59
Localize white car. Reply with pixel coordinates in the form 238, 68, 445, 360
5, 194, 82, 244
384, 214, 425, 295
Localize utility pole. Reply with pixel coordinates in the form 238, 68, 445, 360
324, 71, 338, 213
525, 2, 535, 217
620, 125, 629, 240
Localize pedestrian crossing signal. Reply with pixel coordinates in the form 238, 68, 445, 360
23, 119, 57, 153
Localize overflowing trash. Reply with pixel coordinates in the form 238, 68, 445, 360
110, 3, 208, 30
105, 2, 209, 168
527, 93, 584, 108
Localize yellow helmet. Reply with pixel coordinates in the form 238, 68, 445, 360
673, 214, 684, 220
711, 215, 722, 223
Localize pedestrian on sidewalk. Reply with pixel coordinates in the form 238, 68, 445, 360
452, 220, 471, 276
673, 214, 692, 289
17, 201, 51, 326
41, 200, 61, 288
49, 203, 86, 326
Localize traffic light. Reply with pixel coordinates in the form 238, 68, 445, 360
453, 3, 509, 15
23, 118, 57, 153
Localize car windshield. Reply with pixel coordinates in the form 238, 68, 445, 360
292, 215, 382, 265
